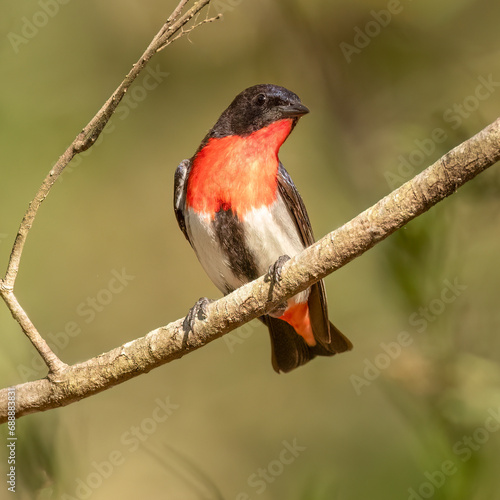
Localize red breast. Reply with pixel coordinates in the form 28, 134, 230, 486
186, 119, 294, 218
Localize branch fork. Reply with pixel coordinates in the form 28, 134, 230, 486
0, 0, 220, 378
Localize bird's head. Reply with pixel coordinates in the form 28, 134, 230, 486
209, 84, 309, 138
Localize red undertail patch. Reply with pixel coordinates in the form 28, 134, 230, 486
280, 302, 316, 346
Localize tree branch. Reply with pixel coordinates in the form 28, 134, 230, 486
1, 290, 68, 374
1, 117, 499, 423
0, 0, 219, 375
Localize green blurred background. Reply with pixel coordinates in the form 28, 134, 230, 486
2, 0, 500, 498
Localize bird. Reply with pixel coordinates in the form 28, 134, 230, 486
174, 84, 352, 373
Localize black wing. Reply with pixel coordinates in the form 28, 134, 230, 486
173, 159, 192, 243
275, 162, 352, 356
276, 162, 316, 247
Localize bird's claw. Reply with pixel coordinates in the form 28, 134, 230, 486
265, 254, 291, 284
265, 254, 291, 303
183, 297, 213, 336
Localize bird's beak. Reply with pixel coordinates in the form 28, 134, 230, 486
278, 103, 310, 118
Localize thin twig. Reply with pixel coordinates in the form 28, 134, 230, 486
164, 13, 223, 49
168, 0, 191, 24
1, 116, 499, 422
156, 0, 213, 52
1, 291, 68, 375
0, 0, 219, 374
3, 0, 215, 289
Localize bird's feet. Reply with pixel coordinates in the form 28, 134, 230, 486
266, 254, 291, 284
182, 297, 214, 345
265, 254, 290, 314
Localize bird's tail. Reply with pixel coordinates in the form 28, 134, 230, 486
261, 316, 352, 373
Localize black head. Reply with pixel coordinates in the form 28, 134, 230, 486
207, 84, 309, 139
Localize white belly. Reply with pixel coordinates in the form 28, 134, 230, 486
185, 196, 309, 305
241, 203, 305, 274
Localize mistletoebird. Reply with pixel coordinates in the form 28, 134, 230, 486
174, 84, 352, 372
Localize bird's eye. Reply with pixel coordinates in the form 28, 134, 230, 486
255, 93, 267, 106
